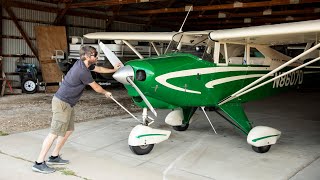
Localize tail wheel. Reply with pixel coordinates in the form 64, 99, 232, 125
129, 144, 154, 155
22, 78, 37, 94
252, 145, 271, 153
173, 123, 189, 131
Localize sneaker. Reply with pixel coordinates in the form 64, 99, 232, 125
47, 155, 69, 165
32, 161, 55, 174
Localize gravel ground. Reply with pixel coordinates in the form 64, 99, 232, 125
0, 87, 140, 134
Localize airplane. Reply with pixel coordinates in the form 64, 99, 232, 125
84, 19, 320, 155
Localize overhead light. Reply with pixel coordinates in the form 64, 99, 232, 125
218, 12, 226, 18
244, 18, 251, 23
185, 5, 193, 11
263, 9, 272, 15
290, 0, 300, 4
233, 1, 243, 7
286, 16, 294, 21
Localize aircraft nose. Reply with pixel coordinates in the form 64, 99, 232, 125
112, 65, 134, 85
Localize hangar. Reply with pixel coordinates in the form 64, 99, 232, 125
0, 0, 319, 179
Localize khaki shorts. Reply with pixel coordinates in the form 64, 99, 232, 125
50, 96, 75, 136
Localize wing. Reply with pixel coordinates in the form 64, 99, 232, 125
84, 32, 179, 42
215, 20, 320, 106
172, 31, 211, 46
208, 20, 320, 45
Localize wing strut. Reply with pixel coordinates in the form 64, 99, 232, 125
150, 42, 160, 56
219, 42, 320, 106
122, 40, 144, 59
200, 107, 217, 134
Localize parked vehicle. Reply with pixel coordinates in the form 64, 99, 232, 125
15, 54, 40, 94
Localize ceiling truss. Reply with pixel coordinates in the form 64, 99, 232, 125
1, 0, 320, 31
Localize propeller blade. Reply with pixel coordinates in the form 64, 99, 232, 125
99, 42, 124, 68
126, 77, 157, 117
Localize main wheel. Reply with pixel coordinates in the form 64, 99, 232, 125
252, 145, 271, 153
22, 78, 37, 94
129, 144, 154, 155
173, 123, 189, 131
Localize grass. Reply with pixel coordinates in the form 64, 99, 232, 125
61, 169, 76, 176
56, 167, 76, 176
58, 168, 92, 180
0, 131, 9, 136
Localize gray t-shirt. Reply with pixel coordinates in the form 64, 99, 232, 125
55, 60, 94, 107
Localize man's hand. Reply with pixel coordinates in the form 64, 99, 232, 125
105, 91, 112, 98
114, 63, 122, 71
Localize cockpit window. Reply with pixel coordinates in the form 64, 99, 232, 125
178, 45, 214, 62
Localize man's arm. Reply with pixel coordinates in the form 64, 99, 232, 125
92, 63, 121, 74
92, 66, 116, 74
89, 81, 112, 97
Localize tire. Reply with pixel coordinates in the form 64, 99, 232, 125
252, 145, 271, 153
22, 78, 37, 94
173, 123, 189, 131
129, 144, 154, 155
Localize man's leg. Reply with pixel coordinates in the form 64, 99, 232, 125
32, 133, 57, 173
36, 133, 58, 163
51, 130, 73, 157
47, 108, 74, 165
33, 96, 71, 173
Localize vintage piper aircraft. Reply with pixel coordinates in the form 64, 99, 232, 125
84, 20, 320, 155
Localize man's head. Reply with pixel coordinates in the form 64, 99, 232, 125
79, 46, 98, 64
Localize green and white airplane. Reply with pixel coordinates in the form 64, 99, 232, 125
84, 20, 320, 155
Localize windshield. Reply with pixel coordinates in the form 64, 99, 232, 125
167, 42, 214, 62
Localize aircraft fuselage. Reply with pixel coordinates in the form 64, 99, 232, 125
124, 53, 302, 109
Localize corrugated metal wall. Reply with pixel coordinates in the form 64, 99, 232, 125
2, 6, 53, 86
67, 16, 106, 37
21, 0, 58, 8
111, 21, 145, 32
1, 0, 146, 87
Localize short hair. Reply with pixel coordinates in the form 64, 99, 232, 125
79, 46, 97, 61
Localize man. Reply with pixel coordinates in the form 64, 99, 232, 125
32, 46, 121, 173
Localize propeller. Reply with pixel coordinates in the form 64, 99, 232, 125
99, 41, 124, 68
99, 42, 157, 117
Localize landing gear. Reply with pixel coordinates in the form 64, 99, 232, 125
247, 126, 281, 153
173, 123, 189, 131
252, 145, 271, 153
129, 144, 154, 155
128, 108, 171, 155
168, 107, 197, 132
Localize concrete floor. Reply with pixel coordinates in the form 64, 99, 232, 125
0, 91, 319, 180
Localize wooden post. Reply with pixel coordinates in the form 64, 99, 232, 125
0, 4, 3, 76
1, 72, 7, 96
0, 4, 3, 95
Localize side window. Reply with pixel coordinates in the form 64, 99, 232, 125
227, 44, 245, 65
249, 47, 265, 65
219, 43, 226, 63
250, 47, 265, 58
214, 42, 229, 65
